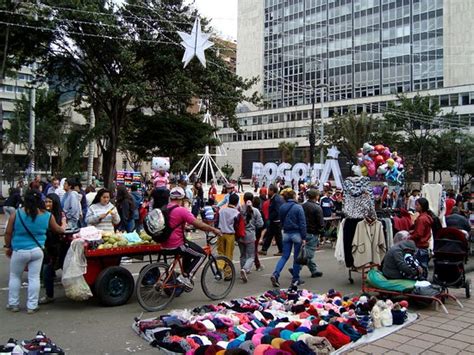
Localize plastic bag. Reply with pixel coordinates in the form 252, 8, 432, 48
62, 239, 93, 301
296, 245, 308, 265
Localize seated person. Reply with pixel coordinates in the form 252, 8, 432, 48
382, 240, 425, 280
160, 187, 222, 289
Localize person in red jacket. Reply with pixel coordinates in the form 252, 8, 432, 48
409, 197, 433, 277
445, 191, 456, 216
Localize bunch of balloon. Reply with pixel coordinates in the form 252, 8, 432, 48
351, 143, 405, 185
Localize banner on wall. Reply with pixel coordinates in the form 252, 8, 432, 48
251, 146, 343, 191
116, 170, 142, 188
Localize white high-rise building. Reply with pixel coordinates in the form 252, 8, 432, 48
217, 0, 474, 178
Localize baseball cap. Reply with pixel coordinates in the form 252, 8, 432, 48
170, 187, 185, 200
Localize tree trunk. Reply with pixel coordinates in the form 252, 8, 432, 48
101, 145, 117, 189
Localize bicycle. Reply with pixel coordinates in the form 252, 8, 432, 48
136, 241, 235, 312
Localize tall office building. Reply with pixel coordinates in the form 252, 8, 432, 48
218, 0, 474, 178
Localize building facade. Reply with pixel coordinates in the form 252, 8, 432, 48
218, 0, 474, 178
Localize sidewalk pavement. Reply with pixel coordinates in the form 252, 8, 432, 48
346, 283, 474, 355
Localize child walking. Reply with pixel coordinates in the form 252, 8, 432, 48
238, 193, 264, 282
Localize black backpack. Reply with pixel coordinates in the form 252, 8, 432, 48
143, 205, 180, 243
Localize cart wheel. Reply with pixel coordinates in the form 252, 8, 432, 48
95, 266, 134, 307
466, 279, 471, 299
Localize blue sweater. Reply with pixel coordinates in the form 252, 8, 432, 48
279, 200, 307, 240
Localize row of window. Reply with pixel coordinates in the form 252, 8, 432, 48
222, 113, 474, 144
0, 85, 31, 95
240, 91, 474, 128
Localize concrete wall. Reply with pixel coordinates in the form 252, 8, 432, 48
443, 0, 474, 87
237, 0, 264, 98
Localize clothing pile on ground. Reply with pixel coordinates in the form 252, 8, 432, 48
132, 287, 409, 354
0, 331, 64, 354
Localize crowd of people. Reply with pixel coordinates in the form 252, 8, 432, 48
2, 172, 473, 314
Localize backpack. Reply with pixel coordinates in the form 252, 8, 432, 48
143, 205, 180, 243
234, 213, 246, 238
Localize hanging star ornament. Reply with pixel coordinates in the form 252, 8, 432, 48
178, 17, 214, 68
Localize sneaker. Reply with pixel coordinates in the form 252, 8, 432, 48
240, 269, 248, 283
258, 250, 267, 256
39, 296, 55, 305
256, 265, 265, 272
176, 275, 194, 290
292, 279, 305, 286
273, 252, 283, 256
311, 271, 323, 278
270, 275, 280, 288
27, 307, 40, 314
6, 304, 20, 312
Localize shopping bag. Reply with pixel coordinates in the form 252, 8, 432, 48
296, 245, 308, 265
62, 239, 92, 301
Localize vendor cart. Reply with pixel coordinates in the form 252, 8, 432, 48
84, 244, 164, 307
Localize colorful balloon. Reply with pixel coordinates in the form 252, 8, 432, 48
369, 150, 379, 158
386, 158, 395, 167
363, 142, 374, 154
374, 144, 385, 153
382, 149, 391, 160
361, 166, 368, 176
377, 163, 388, 175
374, 155, 385, 166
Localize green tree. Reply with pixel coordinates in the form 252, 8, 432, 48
5, 89, 66, 172
278, 141, 298, 164
221, 162, 234, 180
26, 0, 259, 188
120, 111, 218, 170
382, 94, 442, 183
325, 111, 400, 164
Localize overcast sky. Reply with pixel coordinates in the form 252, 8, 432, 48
187, 0, 237, 40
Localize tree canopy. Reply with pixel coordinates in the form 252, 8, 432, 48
2, 0, 259, 187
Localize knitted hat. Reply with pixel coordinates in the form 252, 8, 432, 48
290, 332, 304, 342
205, 345, 224, 355
269, 328, 282, 338
261, 335, 274, 345
227, 339, 243, 350
252, 333, 264, 346
280, 330, 293, 341
263, 350, 293, 355
280, 340, 296, 355
254, 344, 273, 355
290, 340, 313, 355
238, 340, 255, 354
316, 324, 350, 349
271, 338, 285, 349
202, 320, 217, 332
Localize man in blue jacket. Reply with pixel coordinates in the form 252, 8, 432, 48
271, 188, 307, 287
259, 185, 284, 256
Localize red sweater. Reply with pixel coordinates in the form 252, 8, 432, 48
409, 212, 433, 248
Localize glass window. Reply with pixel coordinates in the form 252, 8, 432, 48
440, 95, 449, 106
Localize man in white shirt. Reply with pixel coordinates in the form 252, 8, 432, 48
407, 189, 420, 212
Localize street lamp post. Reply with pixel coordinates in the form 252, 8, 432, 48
309, 85, 316, 167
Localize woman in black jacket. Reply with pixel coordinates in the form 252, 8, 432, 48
116, 185, 136, 232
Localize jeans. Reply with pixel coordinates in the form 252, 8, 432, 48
262, 221, 282, 253
238, 241, 255, 272
415, 248, 429, 279
119, 219, 135, 233
273, 232, 302, 283
8, 247, 44, 310
305, 233, 320, 274
43, 262, 55, 298
4, 206, 15, 231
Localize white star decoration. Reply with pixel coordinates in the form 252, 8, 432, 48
178, 17, 214, 68
327, 146, 340, 159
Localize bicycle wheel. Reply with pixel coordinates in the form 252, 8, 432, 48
201, 255, 235, 300
136, 262, 176, 312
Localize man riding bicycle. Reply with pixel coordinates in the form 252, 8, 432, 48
160, 187, 222, 289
